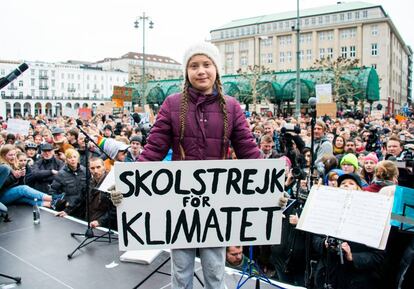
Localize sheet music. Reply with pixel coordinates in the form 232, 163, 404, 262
297, 186, 393, 249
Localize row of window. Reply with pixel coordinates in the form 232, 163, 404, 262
218, 9, 371, 39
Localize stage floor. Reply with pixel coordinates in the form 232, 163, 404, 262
0, 206, 302, 289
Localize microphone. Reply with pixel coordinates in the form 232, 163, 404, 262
308, 97, 317, 108
76, 119, 84, 127
0, 63, 29, 89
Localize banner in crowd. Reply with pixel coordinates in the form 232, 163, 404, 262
6, 118, 30, 136
114, 159, 285, 250
297, 185, 393, 249
62, 107, 78, 118
78, 108, 92, 120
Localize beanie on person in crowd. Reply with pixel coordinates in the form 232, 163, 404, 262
340, 153, 359, 170
364, 152, 379, 164
337, 173, 363, 188
182, 42, 222, 78
97, 135, 129, 160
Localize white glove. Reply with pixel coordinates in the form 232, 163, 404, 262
108, 185, 123, 206
278, 192, 290, 208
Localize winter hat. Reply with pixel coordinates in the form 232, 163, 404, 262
337, 173, 363, 188
364, 152, 379, 164
182, 42, 222, 78
280, 156, 292, 170
340, 153, 359, 170
97, 136, 129, 159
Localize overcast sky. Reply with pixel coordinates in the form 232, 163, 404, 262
1, 0, 412, 64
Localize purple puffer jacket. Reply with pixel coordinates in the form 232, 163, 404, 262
139, 87, 261, 161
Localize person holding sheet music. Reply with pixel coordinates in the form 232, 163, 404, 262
312, 173, 385, 289
121, 42, 261, 289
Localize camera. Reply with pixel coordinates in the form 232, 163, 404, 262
281, 123, 301, 134
326, 237, 344, 264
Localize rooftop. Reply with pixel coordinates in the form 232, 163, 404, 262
212, 1, 383, 31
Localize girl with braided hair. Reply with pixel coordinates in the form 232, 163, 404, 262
137, 42, 261, 289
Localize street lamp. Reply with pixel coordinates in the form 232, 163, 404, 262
134, 12, 154, 106
294, 0, 301, 118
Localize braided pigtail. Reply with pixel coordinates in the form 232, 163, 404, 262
179, 80, 190, 160
216, 78, 228, 159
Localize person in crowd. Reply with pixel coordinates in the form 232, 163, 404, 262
252, 124, 264, 146
33, 132, 43, 146
125, 135, 142, 162
66, 128, 79, 149
263, 120, 281, 153
332, 135, 345, 156
363, 160, 398, 193
225, 246, 257, 274
50, 149, 86, 218
259, 134, 278, 159
360, 152, 379, 185
102, 124, 113, 138
313, 173, 385, 289
324, 169, 344, 187
0, 144, 56, 207
339, 153, 359, 174
385, 135, 404, 159
27, 143, 64, 194
344, 138, 357, 154
111, 42, 261, 289
25, 142, 39, 164
51, 127, 73, 161
313, 120, 333, 165
96, 135, 130, 171
6, 133, 16, 145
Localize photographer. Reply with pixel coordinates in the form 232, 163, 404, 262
313, 120, 333, 165
313, 173, 385, 289
385, 135, 413, 188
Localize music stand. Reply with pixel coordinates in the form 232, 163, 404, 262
0, 273, 21, 284
67, 122, 118, 259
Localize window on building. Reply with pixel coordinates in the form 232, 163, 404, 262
286, 35, 292, 45
327, 31, 334, 40
305, 18, 309, 25
61, 83, 64, 89
31, 89, 35, 97
341, 46, 348, 58
350, 28, 356, 38
327, 48, 334, 59
363, 10, 368, 18
225, 43, 234, 53
306, 33, 312, 42
325, 15, 330, 24
31, 69, 35, 76
332, 14, 337, 22
318, 16, 323, 24
240, 55, 248, 66
355, 11, 360, 19
319, 32, 325, 41
18, 80, 23, 87
306, 49, 312, 61
279, 36, 286, 46
340, 13, 345, 21
31, 78, 35, 86
347, 12, 352, 20
267, 53, 273, 64
371, 43, 378, 56
350, 46, 356, 58
311, 17, 316, 25
280, 52, 285, 63
1, 91, 5, 97
341, 29, 348, 39
319, 48, 325, 59
240, 40, 249, 51
299, 50, 304, 61
287, 51, 292, 62
371, 24, 378, 36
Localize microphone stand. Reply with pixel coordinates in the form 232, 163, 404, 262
67, 123, 117, 259
304, 103, 317, 287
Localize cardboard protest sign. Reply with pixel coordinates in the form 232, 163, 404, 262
97, 102, 115, 114
6, 118, 30, 136
78, 108, 92, 120
316, 103, 337, 118
297, 186, 393, 249
112, 98, 124, 108
114, 159, 285, 251
315, 84, 333, 104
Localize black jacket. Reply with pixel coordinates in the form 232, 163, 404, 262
313, 235, 384, 289
26, 157, 64, 194
49, 164, 86, 218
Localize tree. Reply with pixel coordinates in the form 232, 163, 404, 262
310, 57, 364, 112
236, 65, 275, 112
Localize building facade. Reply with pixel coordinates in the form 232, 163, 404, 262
0, 60, 128, 117
94, 52, 182, 83
210, 1, 412, 113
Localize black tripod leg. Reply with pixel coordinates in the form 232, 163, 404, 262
194, 271, 204, 287
0, 273, 21, 283
133, 257, 171, 289
67, 236, 92, 259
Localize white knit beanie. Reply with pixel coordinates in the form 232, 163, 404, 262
182, 42, 222, 79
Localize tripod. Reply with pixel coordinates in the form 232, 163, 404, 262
132, 250, 204, 288
0, 273, 21, 284
67, 121, 118, 259
237, 246, 286, 289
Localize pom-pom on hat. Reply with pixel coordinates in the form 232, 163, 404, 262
182, 42, 222, 79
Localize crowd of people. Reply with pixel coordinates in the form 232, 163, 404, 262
1, 42, 414, 289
